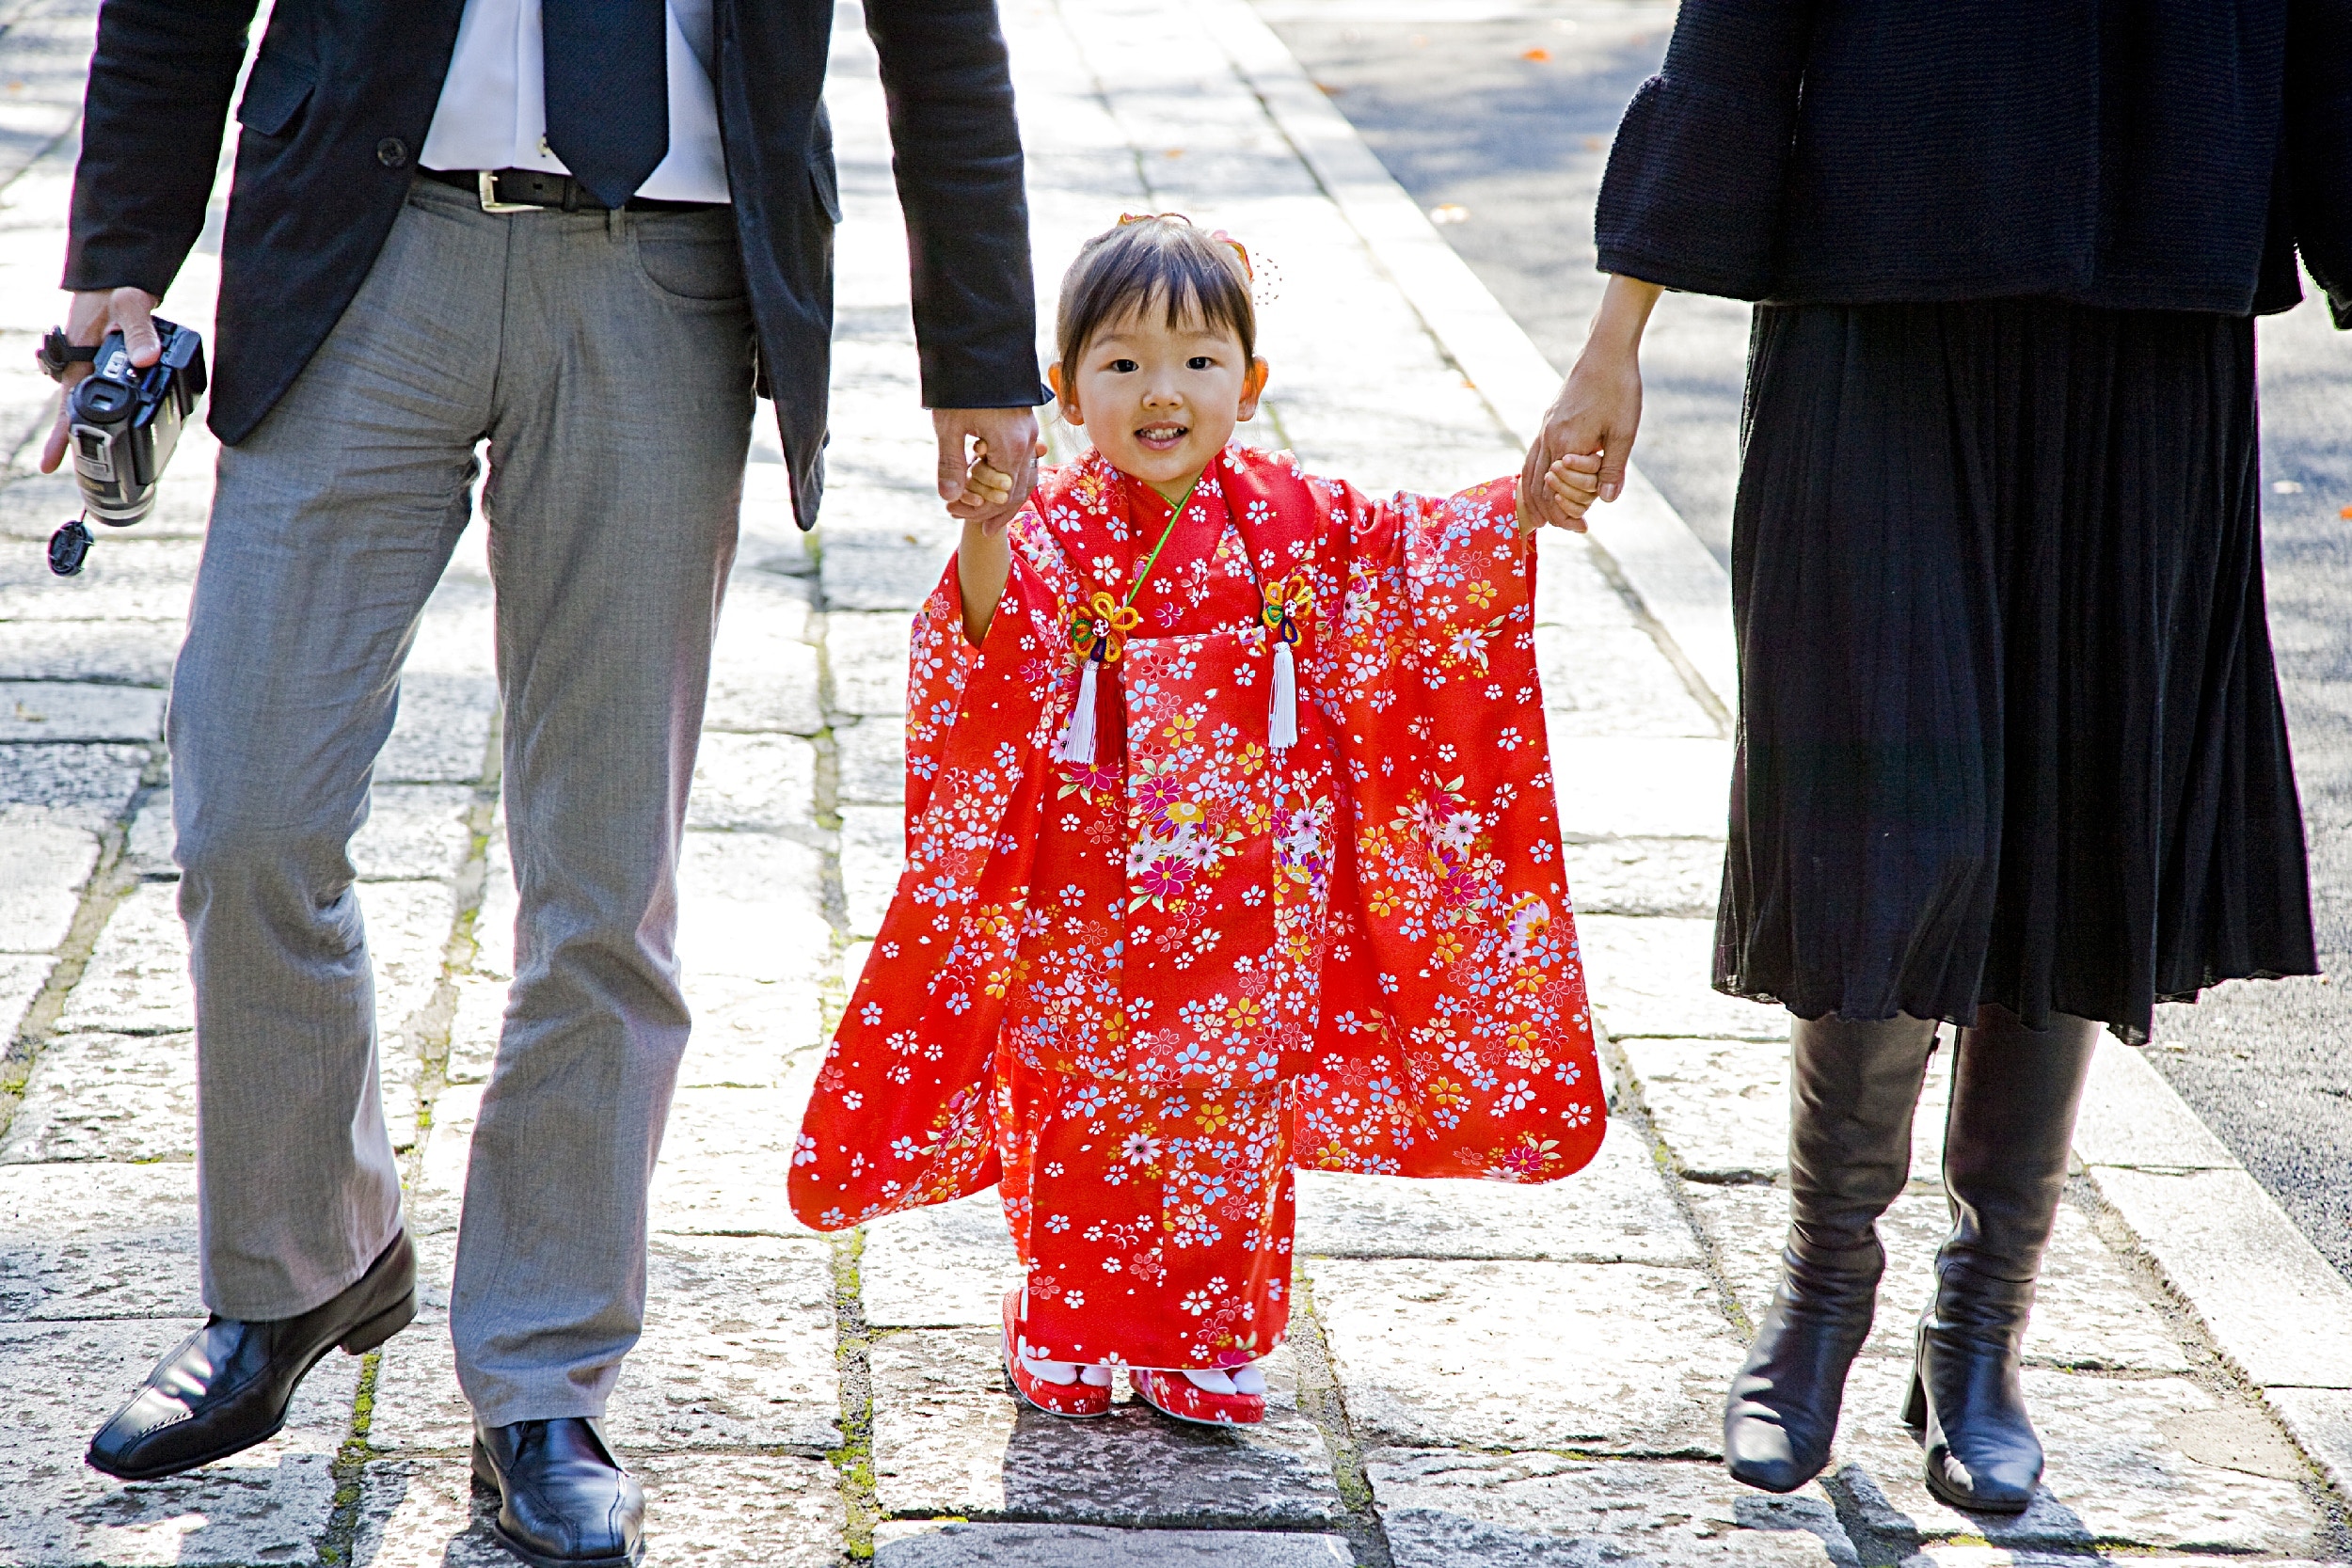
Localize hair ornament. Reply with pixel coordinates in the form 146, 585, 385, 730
1116, 211, 1255, 283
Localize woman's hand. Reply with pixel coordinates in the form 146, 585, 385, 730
1518, 274, 1662, 532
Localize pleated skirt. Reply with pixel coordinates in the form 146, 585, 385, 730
1716, 299, 2316, 1043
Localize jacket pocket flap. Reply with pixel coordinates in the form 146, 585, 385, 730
236, 52, 315, 137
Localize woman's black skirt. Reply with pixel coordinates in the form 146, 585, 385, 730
1716, 298, 2316, 1043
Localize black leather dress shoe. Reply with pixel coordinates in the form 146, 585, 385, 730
471, 1418, 645, 1568
87, 1230, 417, 1481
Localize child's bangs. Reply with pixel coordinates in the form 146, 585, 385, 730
1057, 218, 1256, 373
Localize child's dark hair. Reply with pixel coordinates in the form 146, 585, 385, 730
1055, 215, 1256, 383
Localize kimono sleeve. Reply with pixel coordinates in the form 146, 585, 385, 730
1300, 474, 1606, 1184
788, 510, 1082, 1229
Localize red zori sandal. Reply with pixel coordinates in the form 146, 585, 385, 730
1129, 1364, 1267, 1425
1001, 1289, 1113, 1418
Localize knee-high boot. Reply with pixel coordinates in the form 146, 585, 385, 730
1903, 1005, 2099, 1513
1724, 1014, 1940, 1493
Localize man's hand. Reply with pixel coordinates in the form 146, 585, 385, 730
934, 406, 1045, 535
1517, 274, 1661, 533
40, 286, 161, 475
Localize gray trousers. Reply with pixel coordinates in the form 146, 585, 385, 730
171, 177, 754, 1423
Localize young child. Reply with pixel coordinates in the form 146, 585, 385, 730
789, 215, 1606, 1425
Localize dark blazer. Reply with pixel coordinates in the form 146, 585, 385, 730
63, 0, 1051, 527
1595, 0, 2352, 326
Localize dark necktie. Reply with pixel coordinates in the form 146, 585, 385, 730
542, 0, 671, 208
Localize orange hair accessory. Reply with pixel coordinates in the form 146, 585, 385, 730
1115, 212, 1254, 282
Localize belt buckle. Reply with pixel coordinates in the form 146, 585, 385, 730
477, 171, 544, 214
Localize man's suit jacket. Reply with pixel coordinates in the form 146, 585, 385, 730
63, 0, 1050, 528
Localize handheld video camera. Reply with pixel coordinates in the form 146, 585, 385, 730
41, 317, 207, 576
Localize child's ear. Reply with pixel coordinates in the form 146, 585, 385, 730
1047, 363, 1082, 426
1237, 356, 1272, 421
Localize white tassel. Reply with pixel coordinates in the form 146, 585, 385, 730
1269, 641, 1298, 752
1056, 657, 1100, 764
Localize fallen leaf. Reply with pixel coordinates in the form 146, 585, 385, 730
1522, 46, 1551, 61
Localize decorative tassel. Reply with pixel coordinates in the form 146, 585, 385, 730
1269, 641, 1298, 752
1057, 657, 1101, 764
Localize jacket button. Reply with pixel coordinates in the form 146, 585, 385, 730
376, 137, 408, 168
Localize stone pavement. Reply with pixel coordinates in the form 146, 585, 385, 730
0, 0, 2345, 1563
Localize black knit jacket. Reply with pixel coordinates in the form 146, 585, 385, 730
1596, 0, 2352, 325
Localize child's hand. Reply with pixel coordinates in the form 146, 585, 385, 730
950, 440, 1020, 536
1520, 451, 1603, 534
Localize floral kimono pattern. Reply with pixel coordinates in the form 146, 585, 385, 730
789, 444, 1603, 1370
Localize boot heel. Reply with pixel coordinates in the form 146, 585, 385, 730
340, 1291, 417, 1354
1901, 1319, 1929, 1433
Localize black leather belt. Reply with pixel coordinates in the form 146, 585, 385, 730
421, 166, 723, 214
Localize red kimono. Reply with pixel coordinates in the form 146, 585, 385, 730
789, 445, 1604, 1370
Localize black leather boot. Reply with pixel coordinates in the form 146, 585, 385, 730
1724, 1014, 1939, 1493
87, 1230, 416, 1481
472, 1418, 645, 1568
1903, 1004, 2098, 1513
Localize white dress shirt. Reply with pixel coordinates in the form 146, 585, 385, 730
420, 0, 731, 205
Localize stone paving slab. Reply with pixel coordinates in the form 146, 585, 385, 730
688, 733, 820, 833
2262, 1386, 2352, 1502
0, 1030, 195, 1163
862, 1189, 1024, 1329
46, 882, 185, 1035
1536, 623, 1722, 739
0, 1162, 201, 1320
1829, 1356, 2321, 1556
0, 740, 144, 828
650, 1082, 822, 1238
0, 1318, 354, 1568
1618, 1036, 1948, 1185
825, 611, 915, 717
1686, 1182, 2191, 1373
1304, 1258, 1742, 1454
706, 589, 823, 736
675, 832, 833, 983
679, 971, 826, 1087
0, 539, 201, 622
367, 1234, 840, 1457
1293, 1121, 1698, 1265
833, 716, 905, 805
1364, 1449, 1855, 1568
1562, 836, 1722, 919
1578, 916, 1790, 1042
1549, 736, 1733, 841
0, 680, 163, 742
873, 1523, 1353, 1567
2086, 1165, 2352, 1391
356, 1452, 848, 1568
867, 1327, 1345, 1526
1, 948, 47, 1038
0, 619, 182, 685
839, 802, 901, 938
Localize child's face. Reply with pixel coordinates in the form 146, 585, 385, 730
1050, 303, 1271, 502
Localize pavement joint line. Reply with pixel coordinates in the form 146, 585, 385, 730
1286, 1269, 1398, 1568
829, 1227, 883, 1559
0, 741, 160, 1129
